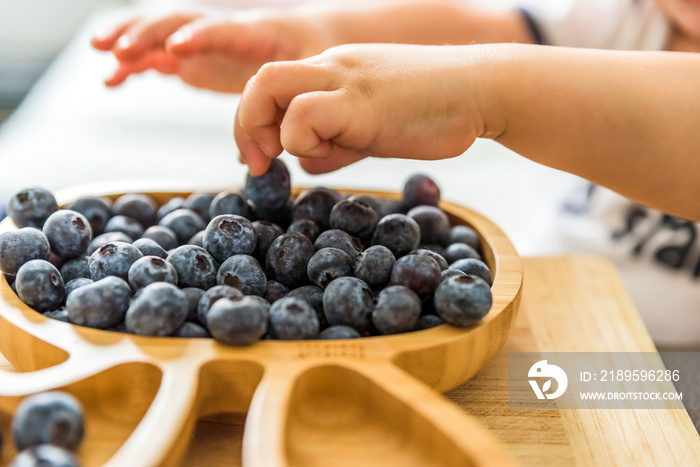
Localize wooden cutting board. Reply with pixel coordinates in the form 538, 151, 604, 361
2, 256, 698, 465
173, 255, 700, 466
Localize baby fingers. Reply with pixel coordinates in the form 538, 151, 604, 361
108, 13, 201, 61
236, 61, 336, 162
104, 51, 179, 87
92, 19, 136, 51
166, 18, 262, 58
281, 90, 359, 159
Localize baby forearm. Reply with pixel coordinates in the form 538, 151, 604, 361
477, 44, 700, 220
292, 0, 531, 47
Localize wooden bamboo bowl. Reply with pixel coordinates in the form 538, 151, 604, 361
0, 186, 523, 467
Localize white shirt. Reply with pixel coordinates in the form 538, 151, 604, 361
518, 0, 669, 49
517, 0, 700, 346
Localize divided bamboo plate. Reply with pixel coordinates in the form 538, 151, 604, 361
0, 186, 523, 467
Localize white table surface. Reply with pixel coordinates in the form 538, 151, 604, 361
0, 3, 577, 255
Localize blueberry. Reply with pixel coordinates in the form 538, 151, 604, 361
440, 268, 467, 281
372, 285, 421, 334
173, 321, 210, 338
314, 229, 363, 261
16, 260, 65, 312
11, 391, 84, 451
197, 285, 243, 327
287, 219, 320, 243
269, 297, 319, 340
10, 444, 80, 467
181, 287, 205, 322
42, 210, 92, 260
7, 188, 59, 229
329, 199, 378, 240
443, 242, 481, 265
156, 197, 185, 222
254, 198, 292, 229
183, 192, 215, 223
380, 199, 406, 217
0, 228, 50, 275
203, 215, 257, 263
64, 278, 92, 299
285, 284, 322, 320
103, 215, 144, 241
390, 254, 441, 299
128, 256, 178, 290
264, 280, 289, 304
449, 225, 480, 250
88, 242, 143, 281
67, 196, 112, 235
307, 248, 353, 289
408, 248, 448, 271
252, 221, 283, 261
87, 232, 133, 255
346, 194, 379, 207
43, 308, 71, 323
318, 325, 361, 339
97, 197, 113, 209
243, 294, 272, 318
125, 282, 188, 336
47, 251, 67, 271
354, 245, 396, 289
413, 314, 445, 331
434, 275, 492, 327
59, 256, 90, 283
347, 194, 399, 219
371, 214, 420, 258
265, 232, 315, 287
418, 244, 445, 255
187, 231, 205, 247
159, 209, 206, 244
407, 205, 451, 246
292, 187, 342, 231
67, 276, 131, 328
132, 238, 168, 259
322, 277, 374, 333
208, 296, 269, 345
209, 191, 253, 220
141, 226, 179, 251
216, 254, 267, 296
449, 258, 492, 285
403, 174, 440, 209
243, 158, 291, 211
166, 245, 217, 289
112, 193, 158, 227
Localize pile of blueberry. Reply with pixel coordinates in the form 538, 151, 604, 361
0, 159, 493, 344
1, 390, 84, 467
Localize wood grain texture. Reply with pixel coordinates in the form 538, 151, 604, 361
0, 188, 522, 467
448, 256, 700, 467
174, 256, 700, 466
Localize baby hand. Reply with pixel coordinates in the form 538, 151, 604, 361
235, 43, 490, 175
92, 11, 332, 93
